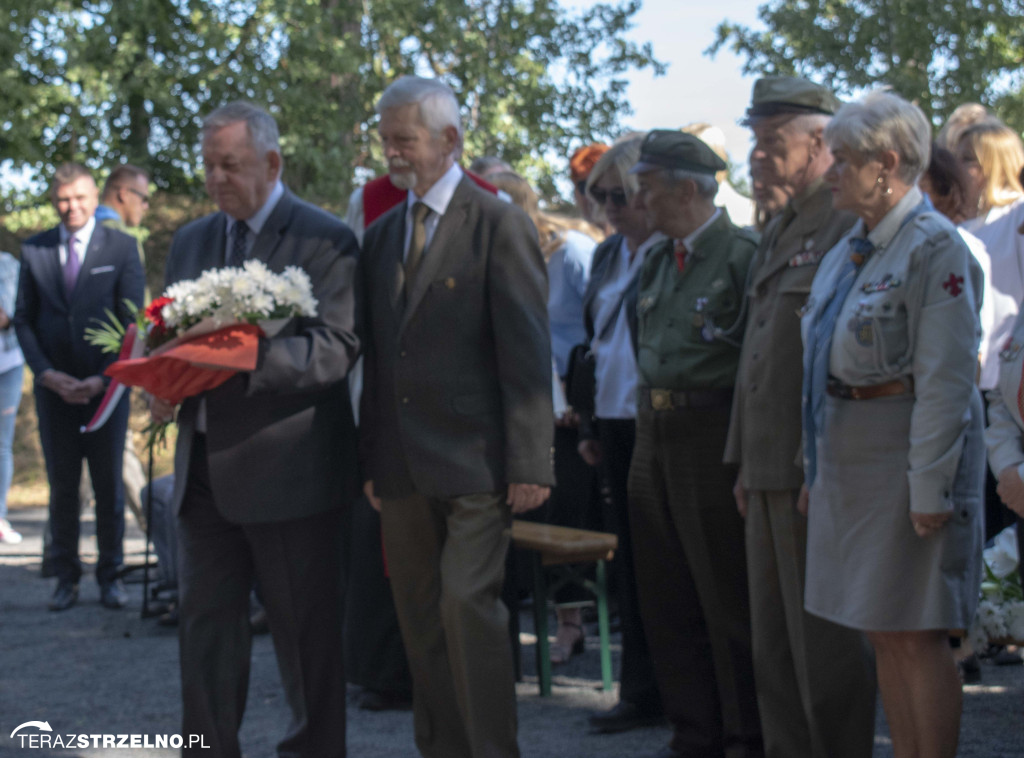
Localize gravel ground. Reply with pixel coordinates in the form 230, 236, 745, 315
1, 504, 1021, 757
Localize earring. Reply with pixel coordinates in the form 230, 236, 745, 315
876, 175, 892, 195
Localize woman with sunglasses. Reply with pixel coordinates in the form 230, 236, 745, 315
574, 135, 667, 734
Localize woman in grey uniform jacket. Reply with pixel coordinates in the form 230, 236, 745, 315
801, 91, 984, 758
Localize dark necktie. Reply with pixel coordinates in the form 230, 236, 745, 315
405, 202, 431, 287
228, 221, 250, 267
64, 236, 81, 296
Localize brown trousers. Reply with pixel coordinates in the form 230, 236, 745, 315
629, 404, 762, 758
745, 489, 876, 758
380, 491, 518, 758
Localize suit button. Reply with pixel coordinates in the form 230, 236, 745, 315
752, 352, 759, 361
400, 350, 407, 357
750, 384, 757, 393
757, 319, 766, 328
402, 397, 409, 404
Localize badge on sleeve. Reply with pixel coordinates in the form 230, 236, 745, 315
942, 274, 964, 297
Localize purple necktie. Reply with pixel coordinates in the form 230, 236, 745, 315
64, 236, 81, 295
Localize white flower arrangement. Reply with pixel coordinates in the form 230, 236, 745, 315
158, 260, 317, 335
968, 525, 1024, 649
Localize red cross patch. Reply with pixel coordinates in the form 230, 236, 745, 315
942, 273, 964, 297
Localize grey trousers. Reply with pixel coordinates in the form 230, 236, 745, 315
745, 489, 876, 758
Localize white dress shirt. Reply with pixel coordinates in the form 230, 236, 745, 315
222, 181, 285, 264
60, 216, 96, 268
404, 163, 463, 258
591, 232, 666, 419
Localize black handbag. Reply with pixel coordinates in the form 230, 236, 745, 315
565, 343, 596, 413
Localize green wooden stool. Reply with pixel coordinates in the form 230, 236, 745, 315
510, 520, 618, 696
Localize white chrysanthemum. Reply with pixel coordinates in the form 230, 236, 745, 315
153, 262, 317, 332
977, 600, 1008, 638
984, 526, 1020, 579
1005, 601, 1024, 641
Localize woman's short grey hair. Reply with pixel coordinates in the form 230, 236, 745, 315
377, 75, 464, 142
824, 90, 931, 185
202, 102, 280, 154
664, 168, 718, 200
585, 134, 646, 201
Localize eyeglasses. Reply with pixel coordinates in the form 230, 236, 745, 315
126, 187, 150, 204
588, 187, 629, 208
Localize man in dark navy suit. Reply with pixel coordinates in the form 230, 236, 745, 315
14, 163, 145, 611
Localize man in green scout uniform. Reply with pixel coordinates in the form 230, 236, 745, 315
627, 130, 762, 758
724, 77, 877, 758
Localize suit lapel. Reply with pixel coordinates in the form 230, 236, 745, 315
400, 178, 472, 332
386, 205, 407, 313
68, 226, 111, 307
41, 231, 68, 310
582, 234, 620, 334
200, 214, 228, 276
250, 189, 294, 269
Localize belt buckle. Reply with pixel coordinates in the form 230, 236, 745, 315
651, 388, 673, 411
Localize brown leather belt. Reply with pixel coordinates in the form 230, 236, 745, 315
826, 377, 914, 400
638, 387, 733, 411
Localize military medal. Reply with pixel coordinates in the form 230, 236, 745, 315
860, 274, 901, 293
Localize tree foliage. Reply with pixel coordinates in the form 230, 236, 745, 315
1, 0, 663, 208
708, 0, 1024, 133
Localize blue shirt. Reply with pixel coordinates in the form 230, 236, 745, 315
548, 229, 595, 376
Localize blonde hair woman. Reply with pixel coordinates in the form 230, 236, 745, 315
956, 122, 1024, 401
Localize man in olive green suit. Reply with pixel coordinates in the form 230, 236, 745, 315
724, 77, 877, 758
627, 131, 761, 758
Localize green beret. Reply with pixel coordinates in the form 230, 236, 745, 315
742, 76, 842, 124
631, 130, 727, 175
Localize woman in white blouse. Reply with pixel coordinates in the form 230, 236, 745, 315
956, 121, 1024, 393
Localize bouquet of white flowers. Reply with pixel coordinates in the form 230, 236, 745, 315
83, 260, 318, 441
968, 525, 1024, 649
156, 260, 317, 343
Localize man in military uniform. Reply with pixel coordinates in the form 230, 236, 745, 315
627, 131, 761, 758
724, 77, 877, 758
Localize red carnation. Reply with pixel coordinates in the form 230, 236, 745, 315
145, 296, 173, 328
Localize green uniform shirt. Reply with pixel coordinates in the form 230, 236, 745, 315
636, 210, 758, 390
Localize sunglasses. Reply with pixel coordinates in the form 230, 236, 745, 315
588, 187, 629, 208
126, 187, 150, 204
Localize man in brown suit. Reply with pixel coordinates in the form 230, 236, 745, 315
724, 77, 877, 758
360, 76, 554, 758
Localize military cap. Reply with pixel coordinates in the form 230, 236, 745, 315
630, 130, 727, 175
742, 76, 842, 124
